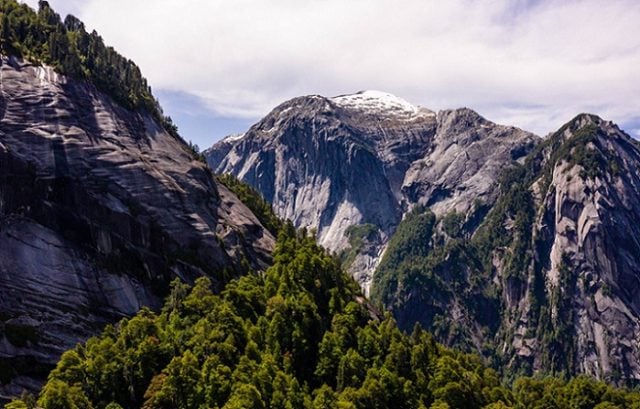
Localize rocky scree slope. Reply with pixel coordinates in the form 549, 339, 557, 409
374, 114, 640, 384
206, 90, 537, 293
0, 56, 274, 397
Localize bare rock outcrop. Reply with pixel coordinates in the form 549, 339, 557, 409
0, 56, 274, 397
206, 91, 537, 293
378, 114, 640, 384
501, 115, 640, 383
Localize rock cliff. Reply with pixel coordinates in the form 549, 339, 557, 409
373, 114, 640, 384
499, 115, 640, 383
0, 56, 274, 397
206, 90, 537, 293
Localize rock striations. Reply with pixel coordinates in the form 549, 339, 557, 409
206, 90, 537, 293
371, 114, 640, 385
0, 56, 274, 397
498, 115, 640, 383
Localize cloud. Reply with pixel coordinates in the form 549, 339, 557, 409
20, 0, 640, 136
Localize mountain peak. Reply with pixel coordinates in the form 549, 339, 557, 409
331, 90, 435, 119
552, 113, 631, 148
570, 112, 604, 125
561, 113, 618, 135
437, 107, 488, 124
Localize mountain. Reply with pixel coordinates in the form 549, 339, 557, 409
368, 114, 640, 384
206, 91, 640, 384
205, 90, 537, 293
0, 2, 273, 398
510, 114, 640, 382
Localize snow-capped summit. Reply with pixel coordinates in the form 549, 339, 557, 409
331, 90, 434, 119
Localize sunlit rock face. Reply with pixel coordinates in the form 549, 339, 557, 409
206, 90, 536, 294
372, 114, 640, 385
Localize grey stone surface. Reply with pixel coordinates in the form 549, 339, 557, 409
503, 116, 640, 383
206, 91, 536, 294
402, 107, 536, 216
390, 114, 640, 384
0, 56, 274, 397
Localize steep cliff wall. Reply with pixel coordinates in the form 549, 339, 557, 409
0, 56, 274, 397
374, 114, 640, 384
206, 91, 536, 293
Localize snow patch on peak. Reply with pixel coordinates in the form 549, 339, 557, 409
331, 90, 433, 119
222, 133, 245, 143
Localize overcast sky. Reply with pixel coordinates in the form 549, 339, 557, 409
22, 0, 640, 148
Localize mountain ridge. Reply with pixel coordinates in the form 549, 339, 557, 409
206, 91, 538, 294
369, 112, 640, 384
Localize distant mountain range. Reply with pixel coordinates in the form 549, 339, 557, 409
207, 90, 640, 384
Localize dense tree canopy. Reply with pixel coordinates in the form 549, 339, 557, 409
8, 224, 640, 408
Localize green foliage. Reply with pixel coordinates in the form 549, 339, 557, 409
0, 1, 154, 112
371, 206, 436, 306
548, 122, 622, 180
216, 173, 283, 235
472, 160, 536, 281
4, 402, 29, 409
14, 224, 637, 409
535, 252, 578, 374
341, 223, 378, 268
38, 378, 93, 409
511, 375, 640, 409
185, 140, 205, 163
370, 206, 497, 353
442, 211, 465, 238
4, 392, 36, 409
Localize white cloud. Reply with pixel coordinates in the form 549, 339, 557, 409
21, 0, 640, 136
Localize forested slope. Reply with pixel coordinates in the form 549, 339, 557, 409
8, 224, 640, 408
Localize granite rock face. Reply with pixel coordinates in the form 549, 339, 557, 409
206, 91, 537, 293
499, 115, 640, 383
402, 107, 537, 215
0, 56, 274, 397
375, 114, 640, 384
